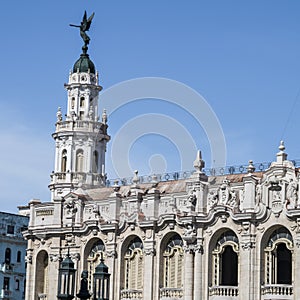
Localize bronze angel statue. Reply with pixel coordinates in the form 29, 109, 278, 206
70, 11, 95, 47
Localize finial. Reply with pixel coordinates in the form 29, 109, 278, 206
247, 160, 255, 174
102, 109, 107, 124
151, 174, 158, 187
112, 180, 120, 192
193, 150, 205, 173
276, 140, 287, 163
132, 170, 139, 186
279, 140, 285, 152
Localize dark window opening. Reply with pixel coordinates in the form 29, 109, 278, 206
15, 279, 20, 290
220, 246, 238, 286
7, 225, 14, 234
3, 277, 10, 290
5, 248, 11, 264
277, 243, 292, 284
17, 251, 22, 263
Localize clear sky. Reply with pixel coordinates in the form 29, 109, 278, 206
1, 1, 300, 213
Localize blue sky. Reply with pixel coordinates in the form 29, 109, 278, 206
1, 1, 300, 213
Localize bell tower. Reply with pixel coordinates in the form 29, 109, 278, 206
49, 11, 110, 200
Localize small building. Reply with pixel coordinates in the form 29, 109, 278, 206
0, 212, 29, 300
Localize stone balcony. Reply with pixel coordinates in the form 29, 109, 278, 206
209, 286, 239, 299
159, 287, 183, 299
261, 284, 293, 299
55, 120, 106, 135
50, 172, 105, 186
0, 263, 13, 273
120, 289, 143, 300
0, 289, 12, 299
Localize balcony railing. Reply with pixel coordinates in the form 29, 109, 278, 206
120, 289, 143, 300
0, 289, 12, 299
160, 287, 183, 299
261, 284, 293, 296
0, 263, 13, 273
209, 286, 239, 297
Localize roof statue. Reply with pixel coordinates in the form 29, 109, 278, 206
70, 11, 95, 53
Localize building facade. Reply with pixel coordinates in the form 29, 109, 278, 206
23, 19, 300, 300
0, 212, 29, 300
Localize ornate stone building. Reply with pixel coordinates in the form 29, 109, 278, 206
23, 17, 300, 300
0, 212, 29, 300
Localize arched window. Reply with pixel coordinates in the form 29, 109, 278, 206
92, 151, 98, 173
76, 150, 84, 172
162, 234, 183, 289
80, 97, 85, 107
61, 150, 67, 173
35, 251, 48, 298
264, 227, 293, 285
5, 248, 11, 264
211, 230, 239, 287
87, 240, 105, 291
123, 237, 143, 291
71, 97, 75, 109
17, 251, 22, 263
15, 279, 20, 290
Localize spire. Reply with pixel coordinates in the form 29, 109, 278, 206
193, 150, 205, 173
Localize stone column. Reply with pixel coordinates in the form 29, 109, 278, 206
239, 225, 256, 300
293, 232, 300, 299
24, 247, 34, 300
106, 233, 117, 300
143, 247, 155, 300
193, 241, 204, 300
184, 245, 194, 300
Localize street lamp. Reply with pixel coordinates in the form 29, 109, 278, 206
93, 257, 110, 300
57, 254, 76, 300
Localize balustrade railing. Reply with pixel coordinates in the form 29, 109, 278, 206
209, 286, 239, 297
159, 287, 183, 299
106, 159, 300, 187
120, 289, 143, 299
56, 120, 103, 133
261, 284, 293, 296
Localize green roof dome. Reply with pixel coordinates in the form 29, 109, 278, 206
73, 53, 95, 74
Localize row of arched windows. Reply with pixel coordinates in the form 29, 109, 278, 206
4, 248, 22, 264
34, 226, 294, 298
60, 149, 99, 173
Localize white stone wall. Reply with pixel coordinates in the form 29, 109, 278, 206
24, 148, 300, 300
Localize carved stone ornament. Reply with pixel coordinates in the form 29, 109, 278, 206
71, 253, 80, 261
271, 191, 283, 217
183, 224, 196, 243
144, 248, 156, 256
25, 255, 32, 264
106, 250, 117, 258
49, 254, 60, 262
241, 241, 255, 251
286, 178, 298, 209
64, 198, 77, 218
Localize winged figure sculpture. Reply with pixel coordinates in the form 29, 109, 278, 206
70, 11, 95, 47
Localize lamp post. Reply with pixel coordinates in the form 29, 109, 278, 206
57, 254, 76, 300
93, 257, 110, 300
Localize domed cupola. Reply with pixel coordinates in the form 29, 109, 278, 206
73, 52, 95, 74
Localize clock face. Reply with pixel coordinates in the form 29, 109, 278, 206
88, 240, 105, 259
